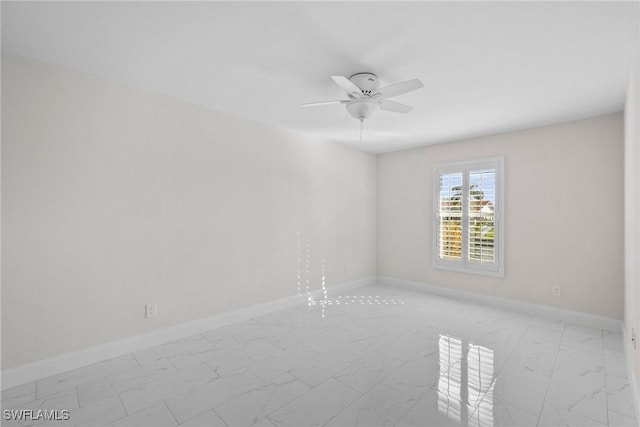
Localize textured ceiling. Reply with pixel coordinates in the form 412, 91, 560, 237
2, 1, 639, 153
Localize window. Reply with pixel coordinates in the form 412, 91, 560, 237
434, 158, 503, 276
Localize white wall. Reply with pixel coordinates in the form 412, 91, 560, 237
1, 54, 377, 369
378, 113, 624, 319
624, 26, 640, 407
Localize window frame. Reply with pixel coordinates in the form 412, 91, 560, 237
433, 157, 504, 277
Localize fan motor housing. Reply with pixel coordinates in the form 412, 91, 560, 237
349, 72, 379, 94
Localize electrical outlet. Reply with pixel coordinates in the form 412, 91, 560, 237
552, 287, 562, 297
145, 303, 157, 318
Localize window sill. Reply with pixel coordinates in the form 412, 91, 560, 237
434, 263, 504, 278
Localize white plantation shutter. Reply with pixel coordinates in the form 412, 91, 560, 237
434, 159, 503, 276
439, 172, 463, 260
468, 169, 496, 265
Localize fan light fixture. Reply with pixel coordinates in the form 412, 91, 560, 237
346, 99, 378, 139
346, 99, 379, 121
303, 72, 423, 140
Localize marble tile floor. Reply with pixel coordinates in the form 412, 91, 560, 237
2, 284, 638, 427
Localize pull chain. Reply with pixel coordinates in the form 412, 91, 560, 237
360, 118, 364, 141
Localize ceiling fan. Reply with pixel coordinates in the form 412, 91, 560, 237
303, 72, 424, 139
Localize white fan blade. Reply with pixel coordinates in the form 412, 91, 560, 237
302, 100, 349, 107
331, 76, 363, 97
380, 99, 413, 114
377, 79, 423, 98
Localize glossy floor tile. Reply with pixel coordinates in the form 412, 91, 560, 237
1, 284, 637, 426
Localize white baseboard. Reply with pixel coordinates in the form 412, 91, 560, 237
1, 276, 375, 391
377, 276, 622, 331
622, 324, 640, 424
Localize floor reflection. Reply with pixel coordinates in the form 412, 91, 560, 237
307, 276, 406, 318
438, 334, 494, 426
296, 233, 405, 318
